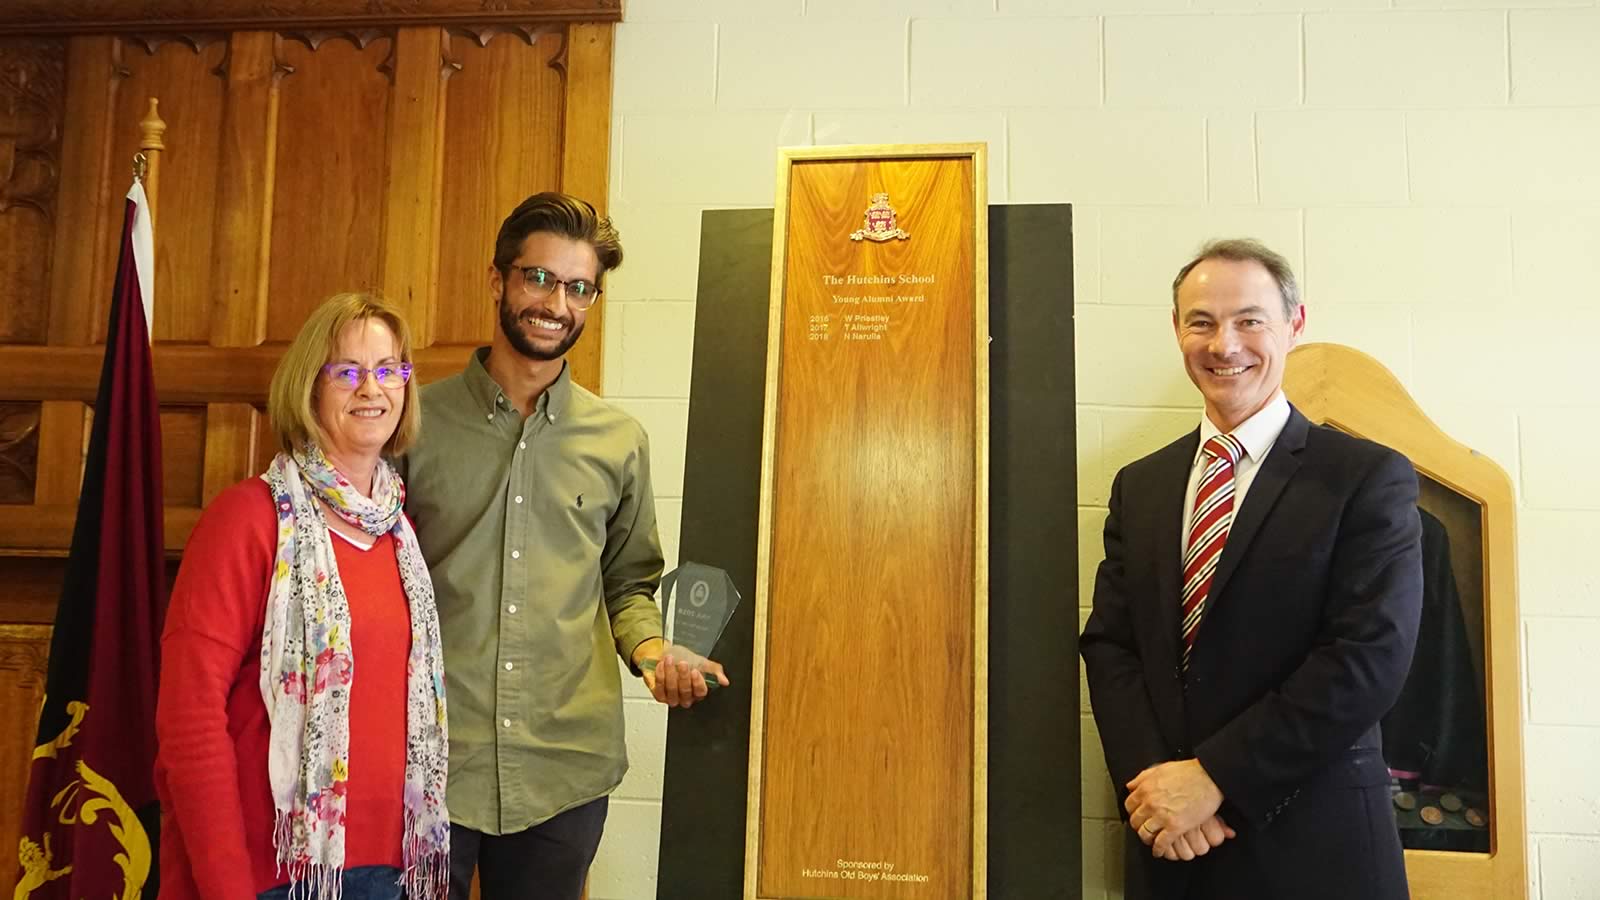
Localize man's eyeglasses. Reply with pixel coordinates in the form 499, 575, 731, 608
512, 265, 602, 311
321, 362, 413, 390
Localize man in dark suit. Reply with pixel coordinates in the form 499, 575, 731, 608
1081, 238, 1423, 900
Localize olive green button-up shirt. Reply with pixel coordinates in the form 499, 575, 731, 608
400, 348, 664, 834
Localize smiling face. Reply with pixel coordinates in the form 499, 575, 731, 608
1173, 257, 1305, 433
490, 231, 599, 363
314, 317, 405, 469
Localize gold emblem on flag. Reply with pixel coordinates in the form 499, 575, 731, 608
19, 702, 153, 900
850, 192, 910, 242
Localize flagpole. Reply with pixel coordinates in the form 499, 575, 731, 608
135, 97, 166, 227
130, 97, 163, 343
19, 94, 167, 900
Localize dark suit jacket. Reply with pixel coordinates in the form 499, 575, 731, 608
1081, 407, 1423, 900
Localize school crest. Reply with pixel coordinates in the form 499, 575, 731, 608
850, 192, 910, 242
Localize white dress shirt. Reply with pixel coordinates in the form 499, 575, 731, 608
1180, 391, 1293, 553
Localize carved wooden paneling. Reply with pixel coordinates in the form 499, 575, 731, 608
0, 558, 64, 624
0, 38, 64, 347
160, 405, 205, 506
0, 402, 41, 504
201, 402, 260, 504
265, 34, 392, 341
0, 0, 623, 34
0, 622, 51, 896
249, 404, 277, 479
47, 36, 121, 347
78, 403, 206, 507
554, 22, 609, 393
32, 400, 86, 505
114, 38, 226, 343
1, 17, 617, 545
435, 28, 565, 346
210, 31, 284, 348
5, 20, 615, 890
379, 27, 449, 348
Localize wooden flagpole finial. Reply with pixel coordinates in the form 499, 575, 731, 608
137, 98, 167, 224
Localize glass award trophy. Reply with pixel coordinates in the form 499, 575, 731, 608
641, 561, 740, 691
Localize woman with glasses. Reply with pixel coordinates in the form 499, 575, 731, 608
156, 293, 449, 900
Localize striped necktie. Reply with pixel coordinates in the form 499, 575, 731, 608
1181, 433, 1245, 672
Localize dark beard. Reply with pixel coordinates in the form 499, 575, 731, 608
498, 288, 583, 361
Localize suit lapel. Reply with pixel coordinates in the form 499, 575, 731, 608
1154, 430, 1201, 669
1208, 407, 1309, 605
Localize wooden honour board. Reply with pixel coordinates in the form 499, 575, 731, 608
745, 144, 989, 900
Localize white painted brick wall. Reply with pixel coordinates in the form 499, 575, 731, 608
912, 18, 1101, 107
1511, 9, 1600, 105
720, 22, 908, 109
1105, 14, 1301, 108
1305, 11, 1507, 107
1512, 209, 1600, 309
1099, 207, 1302, 307
1257, 111, 1410, 205
1538, 836, 1600, 900
612, 23, 716, 111
1011, 110, 1207, 204
1302, 207, 1513, 307
1205, 114, 1258, 204
1407, 108, 1600, 206
598, 4, 1600, 897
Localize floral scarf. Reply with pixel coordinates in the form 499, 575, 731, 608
260, 446, 449, 900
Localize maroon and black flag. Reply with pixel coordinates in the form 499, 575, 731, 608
16, 179, 164, 899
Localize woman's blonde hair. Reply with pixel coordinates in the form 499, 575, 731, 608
267, 292, 421, 457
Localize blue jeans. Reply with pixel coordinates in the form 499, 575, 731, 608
257, 865, 405, 900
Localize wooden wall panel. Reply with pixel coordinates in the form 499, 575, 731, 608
0, 558, 64, 624
250, 404, 277, 473
434, 29, 565, 347
32, 401, 87, 505
265, 35, 392, 341
0, 38, 63, 346
160, 406, 206, 507
0, 402, 41, 505
0, 21, 616, 889
202, 402, 262, 504
47, 35, 120, 346
210, 31, 283, 348
78, 404, 205, 507
0, 623, 51, 889
0, 0, 623, 33
114, 38, 227, 343
380, 27, 449, 347
555, 23, 610, 393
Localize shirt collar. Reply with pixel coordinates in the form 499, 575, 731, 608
1195, 390, 1291, 466
461, 346, 571, 420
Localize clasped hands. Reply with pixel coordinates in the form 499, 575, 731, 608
632, 637, 730, 709
1125, 758, 1236, 861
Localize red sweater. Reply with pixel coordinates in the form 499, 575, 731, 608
155, 479, 410, 899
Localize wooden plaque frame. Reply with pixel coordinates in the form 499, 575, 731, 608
744, 144, 989, 900
1285, 342, 1527, 900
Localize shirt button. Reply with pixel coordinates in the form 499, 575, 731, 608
548, 413, 556, 423
502, 718, 511, 728
519, 441, 526, 449
510, 550, 520, 560
514, 495, 523, 504
504, 662, 513, 671
507, 604, 517, 614
486, 413, 494, 422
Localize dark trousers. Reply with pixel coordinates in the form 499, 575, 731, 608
448, 797, 609, 900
